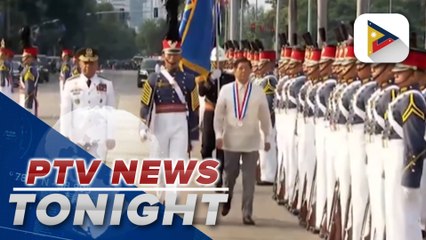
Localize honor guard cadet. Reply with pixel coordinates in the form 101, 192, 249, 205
295, 38, 314, 224
59, 39, 73, 97
335, 42, 360, 238
275, 44, 293, 204
303, 45, 321, 232
60, 48, 116, 161
198, 47, 235, 188
284, 40, 306, 215
19, 26, 40, 116
139, 0, 199, 178
373, 68, 399, 240
326, 37, 353, 239
314, 42, 337, 235
274, 41, 290, 202
387, 49, 426, 240
367, 62, 396, 240
348, 60, 375, 240
256, 49, 278, 185
0, 38, 13, 99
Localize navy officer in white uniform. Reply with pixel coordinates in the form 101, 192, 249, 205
60, 48, 116, 160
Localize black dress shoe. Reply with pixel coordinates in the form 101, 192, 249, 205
221, 199, 231, 216
311, 228, 320, 234
291, 209, 300, 216
243, 216, 255, 225
257, 181, 274, 186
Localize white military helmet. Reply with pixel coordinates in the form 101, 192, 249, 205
210, 47, 227, 62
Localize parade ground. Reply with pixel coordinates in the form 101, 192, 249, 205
11, 70, 319, 240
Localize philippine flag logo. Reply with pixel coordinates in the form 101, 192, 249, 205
367, 21, 399, 56
354, 13, 409, 63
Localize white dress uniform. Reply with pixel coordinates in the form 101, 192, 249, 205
296, 80, 311, 209
60, 74, 116, 160
285, 75, 306, 204
275, 75, 289, 196
315, 78, 337, 228
373, 83, 399, 239
326, 82, 346, 225
365, 88, 385, 240
303, 81, 318, 209
348, 80, 376, 240
337, 80, 361, 235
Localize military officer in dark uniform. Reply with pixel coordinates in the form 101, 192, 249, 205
198, 47, 235, 188
18, 26, 39, 116
387, 49, 426, 240
139, 0, 199, 199
275, 45, 292, 204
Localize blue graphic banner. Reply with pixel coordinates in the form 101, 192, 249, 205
0, 94, 210, 240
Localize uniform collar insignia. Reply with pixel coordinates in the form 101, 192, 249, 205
400, 84, 419, 93
380, 79, 394, 88
362, 78, 371, 84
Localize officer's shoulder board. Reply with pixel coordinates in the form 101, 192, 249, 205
402, 91, 426, 122
66, 75, 79, 82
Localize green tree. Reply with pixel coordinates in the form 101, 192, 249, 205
135, 19, 167, 55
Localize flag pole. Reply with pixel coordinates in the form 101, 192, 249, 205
215, 0, 221, 95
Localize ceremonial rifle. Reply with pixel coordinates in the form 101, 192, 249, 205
343, 185, 352, 240
361, 197, 371, 240
306, 161, 317, 231
328, 180, 342, 240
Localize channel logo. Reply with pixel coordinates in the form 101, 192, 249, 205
354, 13, 409, 63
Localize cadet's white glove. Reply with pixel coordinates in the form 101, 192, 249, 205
209, 69, 221, 83
139, 124, 149, 142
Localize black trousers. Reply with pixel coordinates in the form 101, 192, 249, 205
201, 110, 224, 187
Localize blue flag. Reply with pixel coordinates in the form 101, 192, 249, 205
179, 0, 215, 77
0, 94, 211, 240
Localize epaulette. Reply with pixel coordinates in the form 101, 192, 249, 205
66, 75, 80, 81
